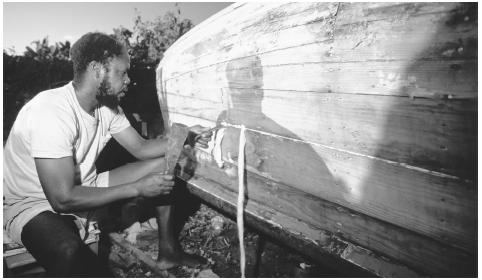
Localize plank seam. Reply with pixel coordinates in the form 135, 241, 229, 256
163, 48, 477, 85
184, 176, 429, 277
165, 110, 473, 181
162, 38, 333, 82
222, 120, 466, 181
164, 87, 477, 100
161, 4, 470, 82
163, 3, 246, 55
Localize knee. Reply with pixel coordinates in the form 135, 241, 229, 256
54, 238, 83, 262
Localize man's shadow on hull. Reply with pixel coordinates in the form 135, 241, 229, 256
216, 56, 344, 233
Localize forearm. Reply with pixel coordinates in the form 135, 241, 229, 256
51, 182, 139, 213
134, 137, 169, 160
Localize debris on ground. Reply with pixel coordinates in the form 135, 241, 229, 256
109, 203, 341, 277
197, 268, 219, 278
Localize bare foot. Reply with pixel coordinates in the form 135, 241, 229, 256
156, 251, 207, 270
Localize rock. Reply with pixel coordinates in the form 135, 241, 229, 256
124, 222, 142, 244
197, 268, 219, 278
211, 216, 225, 234
108, 247, 137, 269
299, 262, 312, 270
142, 217, 158, 230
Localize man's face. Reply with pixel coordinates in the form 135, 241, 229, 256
96, 53, 130, 111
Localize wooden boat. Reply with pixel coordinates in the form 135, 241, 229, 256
156, 3, 477, 277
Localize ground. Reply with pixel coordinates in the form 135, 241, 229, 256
108, 203, 340, 278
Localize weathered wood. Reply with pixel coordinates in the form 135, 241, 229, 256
163, 108, 476, 251
333, 3, 477, 61
108, 233, 173, 278
156, 2, 477, 276
177, 158, 476, 276
4, 251, 36, 270
162, 2, 476, 80
162, 90, 476, 180
180, 173, 421, 277
164, 59, 477, 100
179, 168, 477, 277
190, 125, 476, 251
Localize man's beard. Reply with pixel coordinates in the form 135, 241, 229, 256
96, 78, 120, 113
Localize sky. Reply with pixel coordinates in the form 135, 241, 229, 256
3, 2, 233, 54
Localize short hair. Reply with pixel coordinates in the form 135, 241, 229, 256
70, 32, 125, 81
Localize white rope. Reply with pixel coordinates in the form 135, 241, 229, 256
213, 128, 226, 168
237, 125, 247, 278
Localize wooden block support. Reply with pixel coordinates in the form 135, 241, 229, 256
3, 229, 100, 275
108, 232, 174, 278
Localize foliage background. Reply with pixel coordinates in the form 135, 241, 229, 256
3, 9, 193, 141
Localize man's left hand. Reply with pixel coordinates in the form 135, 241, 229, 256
188, 125, 213, 149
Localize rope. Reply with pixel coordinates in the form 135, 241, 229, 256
213, 128, 226, 168
237, 125, 247, 278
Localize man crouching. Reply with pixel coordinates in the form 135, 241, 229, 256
3, 32, 211, 277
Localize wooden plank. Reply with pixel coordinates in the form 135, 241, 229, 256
173, 117, 476, 252
4, 252, 36, 269
160, 2, 475, 80
108, 233, 173, 278
163, 59, 477, 99
4, 247, 28, 257
333, 3, 477, 62
162, 2, 303, 71
179, 174, 420, 277
189, 163, 476, 276
161, 91, 477, 181
178, 170, 475, 276
166, 2, 333, 59
335, 2, 475, 25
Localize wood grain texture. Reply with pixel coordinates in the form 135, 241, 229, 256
179, 173, 423, 277
161, 90, 476, 181
177, 167, 475, 277
161, 2, 476, 81
156, 2, 477, 276
108, 233, 173, 277
163, 58, 477, 99
191, 125, 476, 251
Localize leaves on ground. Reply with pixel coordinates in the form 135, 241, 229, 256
110, 203, 334, 277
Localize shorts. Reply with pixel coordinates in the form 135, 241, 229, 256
5, 171, 111, 246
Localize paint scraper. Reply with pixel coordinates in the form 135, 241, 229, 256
164, 123, 191, 175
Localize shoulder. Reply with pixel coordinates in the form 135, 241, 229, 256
99, 105, 126, 120
29, 84, 74, 115
24, 85, 78, 132
33, 84, 71, 105
99, 106, 131, 134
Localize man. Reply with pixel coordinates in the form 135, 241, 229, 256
3, 32, 210, 276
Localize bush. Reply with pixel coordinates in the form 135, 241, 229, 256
3, 51, 73, 140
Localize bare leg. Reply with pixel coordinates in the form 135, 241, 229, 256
106, 156, 205, 270
155, 205, 206, 270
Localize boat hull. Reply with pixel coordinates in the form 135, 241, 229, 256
156, 2, 477, 276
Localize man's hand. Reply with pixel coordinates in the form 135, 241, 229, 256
135, 174, 175, 197
188, 125, 213, 149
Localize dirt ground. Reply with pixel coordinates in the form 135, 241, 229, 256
108, 203, 341, 278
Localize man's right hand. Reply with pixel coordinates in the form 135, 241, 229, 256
135, 174, 175, 197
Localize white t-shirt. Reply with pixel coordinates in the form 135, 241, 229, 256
3, 82, 131, 244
